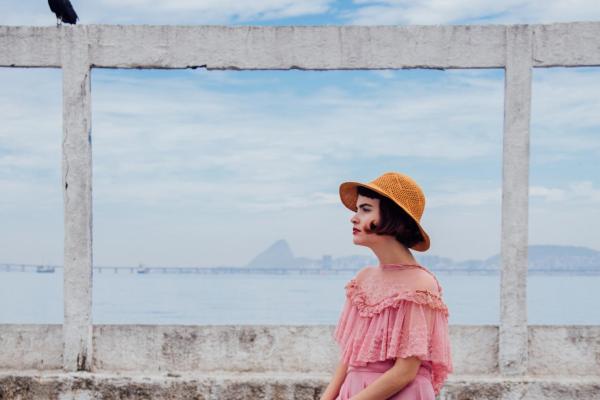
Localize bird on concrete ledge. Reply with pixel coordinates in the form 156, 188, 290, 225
48, 0, 79, 26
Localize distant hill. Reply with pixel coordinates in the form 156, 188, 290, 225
480, 245, 600, 271
245, 241, 600, 272
245, 239, 318, 269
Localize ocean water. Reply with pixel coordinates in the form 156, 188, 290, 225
0, 270, 598, 325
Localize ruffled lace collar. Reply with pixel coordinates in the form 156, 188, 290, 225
344, 264, 448, 317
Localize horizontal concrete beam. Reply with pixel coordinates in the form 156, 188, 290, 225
1, 22, 599, 70
0, 26, 61, 67
85, 24, 507, 69
533, 22, 600, 67
1, 324, 599, 377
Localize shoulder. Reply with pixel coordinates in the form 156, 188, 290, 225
343, 266, 374, 294
413, 267, 441, 296
356, 265, 375, 280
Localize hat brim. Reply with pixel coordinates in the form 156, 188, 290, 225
339, 181, 431, 252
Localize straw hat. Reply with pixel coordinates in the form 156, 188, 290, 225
339, 171, 430, 251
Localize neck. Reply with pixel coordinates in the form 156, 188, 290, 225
369, 235, 418, 266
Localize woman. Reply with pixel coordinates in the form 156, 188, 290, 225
320, 172, 453, 400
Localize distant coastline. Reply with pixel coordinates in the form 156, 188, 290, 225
2, 242, 599, 275
1, 264, 600, 275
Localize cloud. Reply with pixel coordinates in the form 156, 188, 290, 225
0, 0, 333, 25
89, 68, 506, 191
244, 191, 339, 212
530, 181, 600, 205
97, 0, 331, 21
342, 0, 600, 25
4, 66, 599, 215
9, 0, 600, 27
532, 68, 600, 153
1, 60, 599, 265
428, 187, 501, 208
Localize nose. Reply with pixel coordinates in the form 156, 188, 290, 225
350, 213, 359, 225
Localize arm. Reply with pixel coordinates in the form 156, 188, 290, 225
349, 356, 421, 400
320, 360, 349, 400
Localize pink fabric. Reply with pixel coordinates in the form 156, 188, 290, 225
333, 264, 453, 397
335, 359, 436, 400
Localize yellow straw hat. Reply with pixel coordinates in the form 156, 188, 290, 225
339, 171, 430, 251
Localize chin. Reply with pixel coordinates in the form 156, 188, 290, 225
352, 238, 365, 246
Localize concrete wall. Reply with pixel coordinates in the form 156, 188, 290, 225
1, 21, 600, 399
1, 324, 599, 377
1, 324, 599, 399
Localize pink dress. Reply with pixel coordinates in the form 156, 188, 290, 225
332, 263, 453, 399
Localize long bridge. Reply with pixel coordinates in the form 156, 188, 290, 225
2, 263, 598, 275
0, 263, 359, 274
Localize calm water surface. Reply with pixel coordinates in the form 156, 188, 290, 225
1, 270, 598, 325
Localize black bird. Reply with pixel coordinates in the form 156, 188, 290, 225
48, 0, 79, 26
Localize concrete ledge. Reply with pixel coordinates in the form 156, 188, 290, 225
1, 371, 599, 400
1, 324, 500, 374
0, 370, 327, 400
2, 324, 600, 377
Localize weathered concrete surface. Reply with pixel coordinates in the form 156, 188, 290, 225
1, 325, 596, 398
499, 24, 532, 376
92, 325, 339, 374
532, 22, 600, 67
443, 376, 600, 400
2, 324, 599, 374
0, 370, 329, 400
61, 26, 93, 374
1, 22, 599, 69
1, 24, 505, 69
0, 325, 62, 370
1, 371, 599, 400
528, 326, 600, 376
449, 326, 499, 375
0, 26, 61, 67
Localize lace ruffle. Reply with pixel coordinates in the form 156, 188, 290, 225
333, 278, 453, 396
345, 278, 449, 318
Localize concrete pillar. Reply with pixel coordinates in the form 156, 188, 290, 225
61, 26, 93, 372
499, 25, 532, 375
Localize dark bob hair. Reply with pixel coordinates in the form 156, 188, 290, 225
357, 185, 424, 249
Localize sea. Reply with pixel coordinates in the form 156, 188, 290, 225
1, 269, 598, 325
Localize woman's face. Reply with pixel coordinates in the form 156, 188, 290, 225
350, 194, 381, 247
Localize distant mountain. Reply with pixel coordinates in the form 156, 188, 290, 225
482, 245, 600, 271
245, 239, 318, 269
245, 241, 600, 272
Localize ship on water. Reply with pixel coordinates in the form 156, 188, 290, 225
136, 264, 149, 274
36, 265, 55, 273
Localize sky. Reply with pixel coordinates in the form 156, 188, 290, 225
1, 1, 599, 267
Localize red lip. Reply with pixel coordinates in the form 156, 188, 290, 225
353, 228, 360, 234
